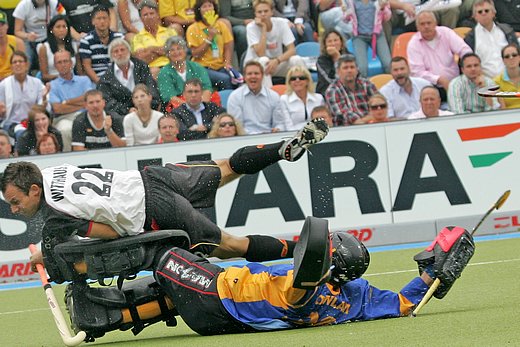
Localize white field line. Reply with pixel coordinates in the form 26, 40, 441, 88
363, 257, 520, 277
1, 258, 519, 316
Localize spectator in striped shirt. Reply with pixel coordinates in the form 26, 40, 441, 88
324, 54, 378, 126
447, 53, 500, 114
79, 6, 124, 83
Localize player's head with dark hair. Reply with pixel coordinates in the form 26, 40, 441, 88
1, 161, 43, 194
329, 231, 370, 287
194, 0, 219, 22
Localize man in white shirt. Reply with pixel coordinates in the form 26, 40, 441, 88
408, 86, 454, 119
244, 0, 305, 87
380, 56, 431, 118
227, 60, 285, 134
463, 0, 518, 78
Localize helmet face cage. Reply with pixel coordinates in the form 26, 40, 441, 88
329, 232, 370, 287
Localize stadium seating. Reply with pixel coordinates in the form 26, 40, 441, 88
392, 32, 415, 59
346, 39, 384, 76
453, 27, 471, 39
218, 89, 234, 109
296, 42, 320, 83
272, 84, 287, 96
296, 42, 320, 57
369, 74, 393, 90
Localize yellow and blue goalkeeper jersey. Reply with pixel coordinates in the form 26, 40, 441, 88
217, 263, 429, 330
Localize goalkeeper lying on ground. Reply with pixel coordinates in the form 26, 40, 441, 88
63, 220, 475, 339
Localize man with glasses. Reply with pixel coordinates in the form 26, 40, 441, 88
448, 53, 500, 114
0, 51, 45, 137
464, 0, 518, 79
324, 54, 378, 126
172, 78, 225, 140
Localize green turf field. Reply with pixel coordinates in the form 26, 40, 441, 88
1, 236, 519, 347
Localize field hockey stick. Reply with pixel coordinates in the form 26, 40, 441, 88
412, 190, 511, 317
477, 85, 520, 98
29, 244, 86, 346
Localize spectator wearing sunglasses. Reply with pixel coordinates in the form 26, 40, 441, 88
494, 44, 520, 109
278, 66, 324, 131
208, 113, 246, 138
354, 94, 398, 124
464, 0, 518, 79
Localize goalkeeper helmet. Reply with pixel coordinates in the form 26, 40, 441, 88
329, 232, 370, 287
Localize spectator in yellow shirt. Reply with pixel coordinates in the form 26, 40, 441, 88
186, 0, 235, 90
159, 0, 196, 37
132, 0, 177, 79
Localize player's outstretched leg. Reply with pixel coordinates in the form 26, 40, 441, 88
224, 118, 329, 181
279, 117, 329, 162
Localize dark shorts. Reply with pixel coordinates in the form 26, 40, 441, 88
154, 248, 254, 335
141, 162, 222, 255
